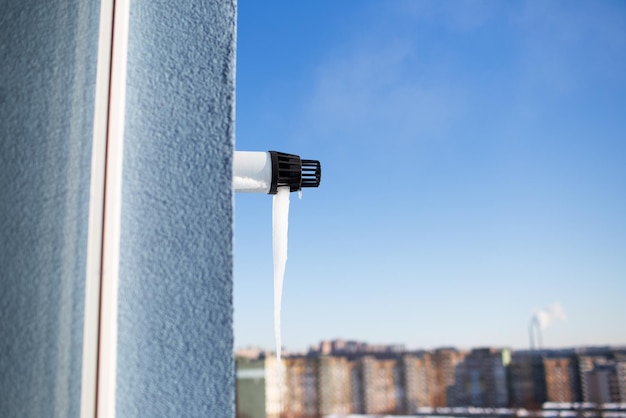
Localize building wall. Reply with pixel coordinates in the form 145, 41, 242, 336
544, 357, 577, 403
319, 356, 353, 414
352, 359, 364, 412
578, 355, 595, 402
361, 356, 402, 414
433, 348, 466, 407
237, 358, 267, 418
449, 348, 510, 408
115, 0, 236, 416
264, 357, 285, 418
1, 0, 236, 416
0, 1, 100, 416
577, 355, 608, 402
617, 362, 626, 403
587, 363, 621, 403
284, 357, 319, 417
403, 353, 436, 411
508, 354, 547, 409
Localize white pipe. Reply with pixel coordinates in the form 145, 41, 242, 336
233, 150, 321, 194
233, 151, 273, 194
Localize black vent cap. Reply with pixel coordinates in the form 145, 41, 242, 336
301, 159, 321, 189
268, 151, 322, 194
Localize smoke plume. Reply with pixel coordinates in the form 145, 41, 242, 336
532, 302, 567, 329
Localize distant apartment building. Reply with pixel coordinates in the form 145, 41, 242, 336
448, 348, 510, 408
311, 339, 402, 356
618, 361, 626, 402
283, 357, 319, 417
586, 361, 623, 403
318, 356, 353, 415
508, 350, 587, 408
236, 357, 266, 418
432, 348, 467, 407
402, 352, 436, 412
265, 356, 284, 418
350, 357, 363, 412
578, 355, 599, 402
236, 356, 284, 418
318, 340, 332, 356
508, 352, 547, 409
577, 350, 626, 403
359, 356, 402, 414
543, 357, 578, 403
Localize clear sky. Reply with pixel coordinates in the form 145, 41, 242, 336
233, 1, 626, 353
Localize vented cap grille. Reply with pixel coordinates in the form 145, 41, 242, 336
301, 159, 321, 189
268, 151, 322, 194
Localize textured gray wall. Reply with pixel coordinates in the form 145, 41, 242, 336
1, 0, 236, 416
116, 0, 236, 416
0, 0, 100, 416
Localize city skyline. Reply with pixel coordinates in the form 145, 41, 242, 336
235, 338, 626, 356
234, 1, 626, 352
236, 339, 626, 416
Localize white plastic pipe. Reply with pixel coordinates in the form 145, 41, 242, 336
233, 150, 321, 194
233, 151, 273, 194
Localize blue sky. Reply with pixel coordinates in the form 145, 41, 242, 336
233, 1, 626, 352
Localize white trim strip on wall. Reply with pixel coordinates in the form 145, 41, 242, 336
80, 0, 114, 416
97, 0, 131, 416
80, 0, 130, 416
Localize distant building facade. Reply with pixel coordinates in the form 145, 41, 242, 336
448, 348, 510, 407
283, 357, 318, 417
360, 356, 402, 414
318, 356, 353, 415
585, 360, 623, 403
543, 357, 578, 402
508, 352, 547, 409
235, 356, 283, 418
432, 348, 467, 407
402, 352, 436, 412
236, 341, 626, 417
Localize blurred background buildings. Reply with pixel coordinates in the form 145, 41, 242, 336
236, 340, 626, 417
